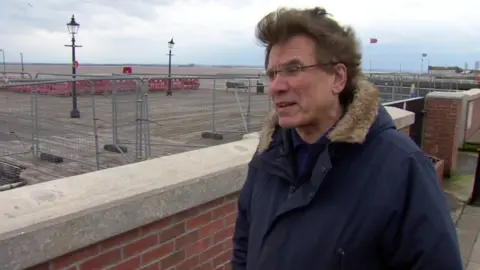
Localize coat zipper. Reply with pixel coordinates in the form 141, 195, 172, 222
336, 248, 346, 270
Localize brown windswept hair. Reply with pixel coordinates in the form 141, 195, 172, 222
255, 7, 363, 106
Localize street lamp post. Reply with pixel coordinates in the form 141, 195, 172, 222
20, 52, 25, 78
65, 15, 82, 118
166, 38, 175, 96
0, 49, 6, 73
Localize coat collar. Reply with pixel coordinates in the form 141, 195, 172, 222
258, 79, 380, 153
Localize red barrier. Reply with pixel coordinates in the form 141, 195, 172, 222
1, 77, 201, 96
182, 78, 200, 90
182, 79, 191, 89
149, 79, 165, 92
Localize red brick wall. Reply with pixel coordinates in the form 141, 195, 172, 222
29, 193, 239, 270
423, 97, 461, 176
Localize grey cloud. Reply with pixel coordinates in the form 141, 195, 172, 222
76, 0, 175, 21
0, 0, 253, 37
1, 0, 79, 33
0, 0, 176, 35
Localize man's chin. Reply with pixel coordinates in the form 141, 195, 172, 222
278, 117, 300, 129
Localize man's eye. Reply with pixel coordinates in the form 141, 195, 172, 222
266, 70, 276, 80
284, 66, 301, 75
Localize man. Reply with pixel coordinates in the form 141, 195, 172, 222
231, 6, 462, 270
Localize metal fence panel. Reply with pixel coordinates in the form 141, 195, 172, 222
0, 71, 475, 186
0, 90, 33, 164
0, 74, 271, 184
31, 85, 99, 182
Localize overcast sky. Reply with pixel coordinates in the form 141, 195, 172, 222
1, 0, 479, 71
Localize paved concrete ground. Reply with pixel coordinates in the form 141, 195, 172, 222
445, 151, 480, 268
0, 88, 270, 183
458, 206, 480, 269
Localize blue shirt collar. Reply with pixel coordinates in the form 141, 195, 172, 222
291, 123, 337, 150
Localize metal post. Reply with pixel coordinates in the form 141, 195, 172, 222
65, 14, 82, 118
20, 53, 24, 74
468, 150, 480, 205
144, 85, 151, 158
0, 49, 5, 72
30, 86, 36, 157
247, 80, 252, 132
234, 89, 248, 132
70, 36, 80, 118
138, 85, 144, 160
141, 83, 148, 159
420, 57, 424, 74
90, 81, 100, 170
143, 93, 148, 158
111, 84, 117, 145
135, 82, 140, 160
167, 49, 172, 96
34, 89, 39, 154
390, 80, 395, 101
212, 79, 216, 133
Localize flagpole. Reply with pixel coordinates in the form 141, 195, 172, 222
420, 53, 428, 74
421, 57, 423, 74
369, 38, 377, 76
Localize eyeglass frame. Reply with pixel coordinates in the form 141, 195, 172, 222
265, 62, 338, 81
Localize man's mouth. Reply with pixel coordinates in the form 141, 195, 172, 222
277, 102, 296, 108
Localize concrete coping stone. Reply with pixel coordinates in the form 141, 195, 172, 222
0, 137, 259, 270
384, 106, 415, 130
426, 88, 480, 101
464, 88, 480, 101
242, 132, 260, 140
426, 90, 467, 100
244, 106, 415, 136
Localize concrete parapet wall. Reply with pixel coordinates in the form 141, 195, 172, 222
0, 138, 258, 270
463, 89, 480, 144
0, 106, 415, 270
384, 106, 415, 130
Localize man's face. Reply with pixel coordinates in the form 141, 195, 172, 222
266, 35, 345, 128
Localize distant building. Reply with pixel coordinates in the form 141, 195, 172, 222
428, 66, 463, 75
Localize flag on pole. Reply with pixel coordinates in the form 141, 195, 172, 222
422, 53, 427, 57
369, 38, 378, 44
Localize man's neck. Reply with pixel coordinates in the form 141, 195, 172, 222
296, 104, 343, 144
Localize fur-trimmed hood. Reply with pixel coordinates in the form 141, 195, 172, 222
258, 80, 381, 152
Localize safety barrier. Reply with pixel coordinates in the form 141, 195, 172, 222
0, 77, 200, 96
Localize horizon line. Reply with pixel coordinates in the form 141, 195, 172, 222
1, 62, 265, 68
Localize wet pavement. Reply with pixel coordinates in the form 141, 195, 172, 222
445, 151, 480, 269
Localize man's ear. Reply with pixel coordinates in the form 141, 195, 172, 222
332, 63, 347, 95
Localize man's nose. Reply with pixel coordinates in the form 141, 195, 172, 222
268, 75, 288, 97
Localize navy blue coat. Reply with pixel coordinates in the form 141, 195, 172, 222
231, 81, 462, 270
